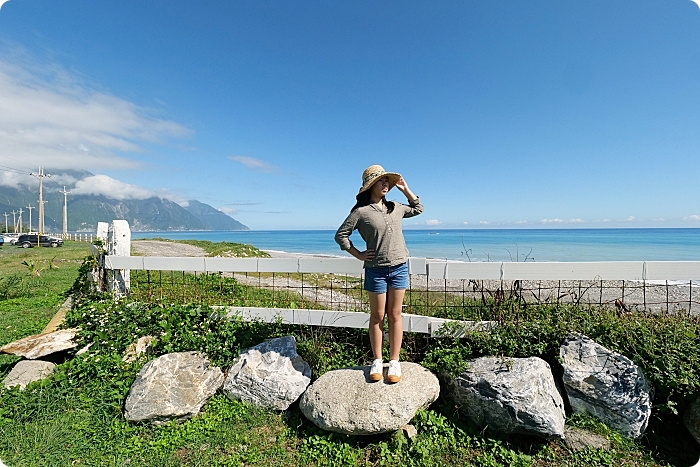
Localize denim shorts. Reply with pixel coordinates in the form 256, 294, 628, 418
363, 262, 409, 294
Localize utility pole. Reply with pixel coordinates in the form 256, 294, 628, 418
11, 210, 16, 233
17, 208, 23, 233
26, 205, 34, 233
61, 186, 71, 238
2, 213, 7, 234
30, 167, 50, 247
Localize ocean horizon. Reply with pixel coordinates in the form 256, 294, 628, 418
132, 228, 700, 262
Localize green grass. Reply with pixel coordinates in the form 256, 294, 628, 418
0, 241, 90, 370
1, 248, 699, 466
139, 238, 271, 258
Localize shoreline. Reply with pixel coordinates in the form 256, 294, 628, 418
262, 249, 343, 259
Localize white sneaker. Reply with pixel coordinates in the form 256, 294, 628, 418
369, 359, 383, 381
387, 360, 401, 383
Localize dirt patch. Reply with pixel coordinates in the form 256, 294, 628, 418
131, 240, 206, 257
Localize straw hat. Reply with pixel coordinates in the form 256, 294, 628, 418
358, 165, 401, 194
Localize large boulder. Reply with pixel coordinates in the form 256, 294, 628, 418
0, 329, 77, 359
444, 356, 565, 439
124, 352, 223, 425
299, 362, 440, 435
560, 333, 654, 438
3, 360, 56, 389
684, 396, 700, 446
223, 336, 311, 410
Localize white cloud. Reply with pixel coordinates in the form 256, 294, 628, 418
514, 220, 527, 225
72, 175, 156, 200
0, 171, 27, 188
425, 219, 441, 225
540, 218, 565, 224
228, 155, 279, 173
626, 216, 636, 222
218, 206, 238, 215
479, 220, 490, 225
0, 57, 191, 172
462, 221, 469, 225
540, 218, 585, 224
684, 215, 700, 221
71, 174, 186, 205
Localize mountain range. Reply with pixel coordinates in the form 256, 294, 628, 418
0, 171, 248, 232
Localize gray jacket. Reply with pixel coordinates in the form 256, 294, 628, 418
334, 198, 423, 268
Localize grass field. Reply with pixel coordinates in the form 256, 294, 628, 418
0, 240, 697, 466
0, 241, 90, 370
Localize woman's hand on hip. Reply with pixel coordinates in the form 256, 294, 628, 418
355, 249, 375, 262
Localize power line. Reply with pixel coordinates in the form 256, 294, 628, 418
0, 164, 31, 175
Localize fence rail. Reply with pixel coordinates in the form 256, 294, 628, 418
101, 255, 700, 316
104, 256, 700, 281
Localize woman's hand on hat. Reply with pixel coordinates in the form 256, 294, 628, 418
395, 176, 408, 193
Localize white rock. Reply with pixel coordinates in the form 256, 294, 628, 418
124, 351, 223, 424
560, 333, 654, 438
444, 356, 565, 439
0, 329, 77, 359
299, 362, 440, 435
223, 336, 310, 410
3, 360, 56, 389
123, 336, 155, 363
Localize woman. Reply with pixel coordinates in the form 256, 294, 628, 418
335, 165, 423, 383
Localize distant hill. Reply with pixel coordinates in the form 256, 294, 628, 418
184, 200, 247, 231
0, 174, 249, 232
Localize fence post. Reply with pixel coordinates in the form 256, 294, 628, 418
89, 222, 110, 291
108, 220, 131, 297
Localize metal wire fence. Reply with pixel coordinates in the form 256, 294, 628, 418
127, 269, 699, 319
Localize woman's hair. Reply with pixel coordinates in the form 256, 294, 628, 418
351, 190, 395, 213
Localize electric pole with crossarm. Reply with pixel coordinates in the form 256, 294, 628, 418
26, 205, 34, 233
61, 186, 70, 238
30, 167, 50, 247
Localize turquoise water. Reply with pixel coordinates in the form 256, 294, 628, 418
132, 228, 700, 262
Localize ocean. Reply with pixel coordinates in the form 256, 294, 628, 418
132, 228, 700, 262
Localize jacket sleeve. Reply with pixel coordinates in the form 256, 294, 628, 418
334, 210, 358, 251
402, 197, 424, 218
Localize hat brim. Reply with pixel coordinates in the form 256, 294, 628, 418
358, 172, 401, 194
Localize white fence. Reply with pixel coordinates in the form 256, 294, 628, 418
94, 220, 700, 326
103, 255, 700, 282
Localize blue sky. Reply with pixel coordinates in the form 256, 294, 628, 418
0, 0, 699, 230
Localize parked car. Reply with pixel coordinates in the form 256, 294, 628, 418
1, 234, 17, 245
16, 234, 64, 248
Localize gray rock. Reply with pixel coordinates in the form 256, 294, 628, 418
299, 362, 440, 435
3, 360, 56, 389
0, 329, 77, 359
560, 333, 654, 438
563, 426, 611, 452
123, 336, 155, 363
223, 336, 310, 410
684, 396, 700, 446
124, 352, 223, 424
444, 356, 565, 439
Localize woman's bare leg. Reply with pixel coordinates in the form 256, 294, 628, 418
386, 288, 405, 361
368, 292, 387, 360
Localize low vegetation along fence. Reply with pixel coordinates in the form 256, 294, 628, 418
101, 255, 700, 325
